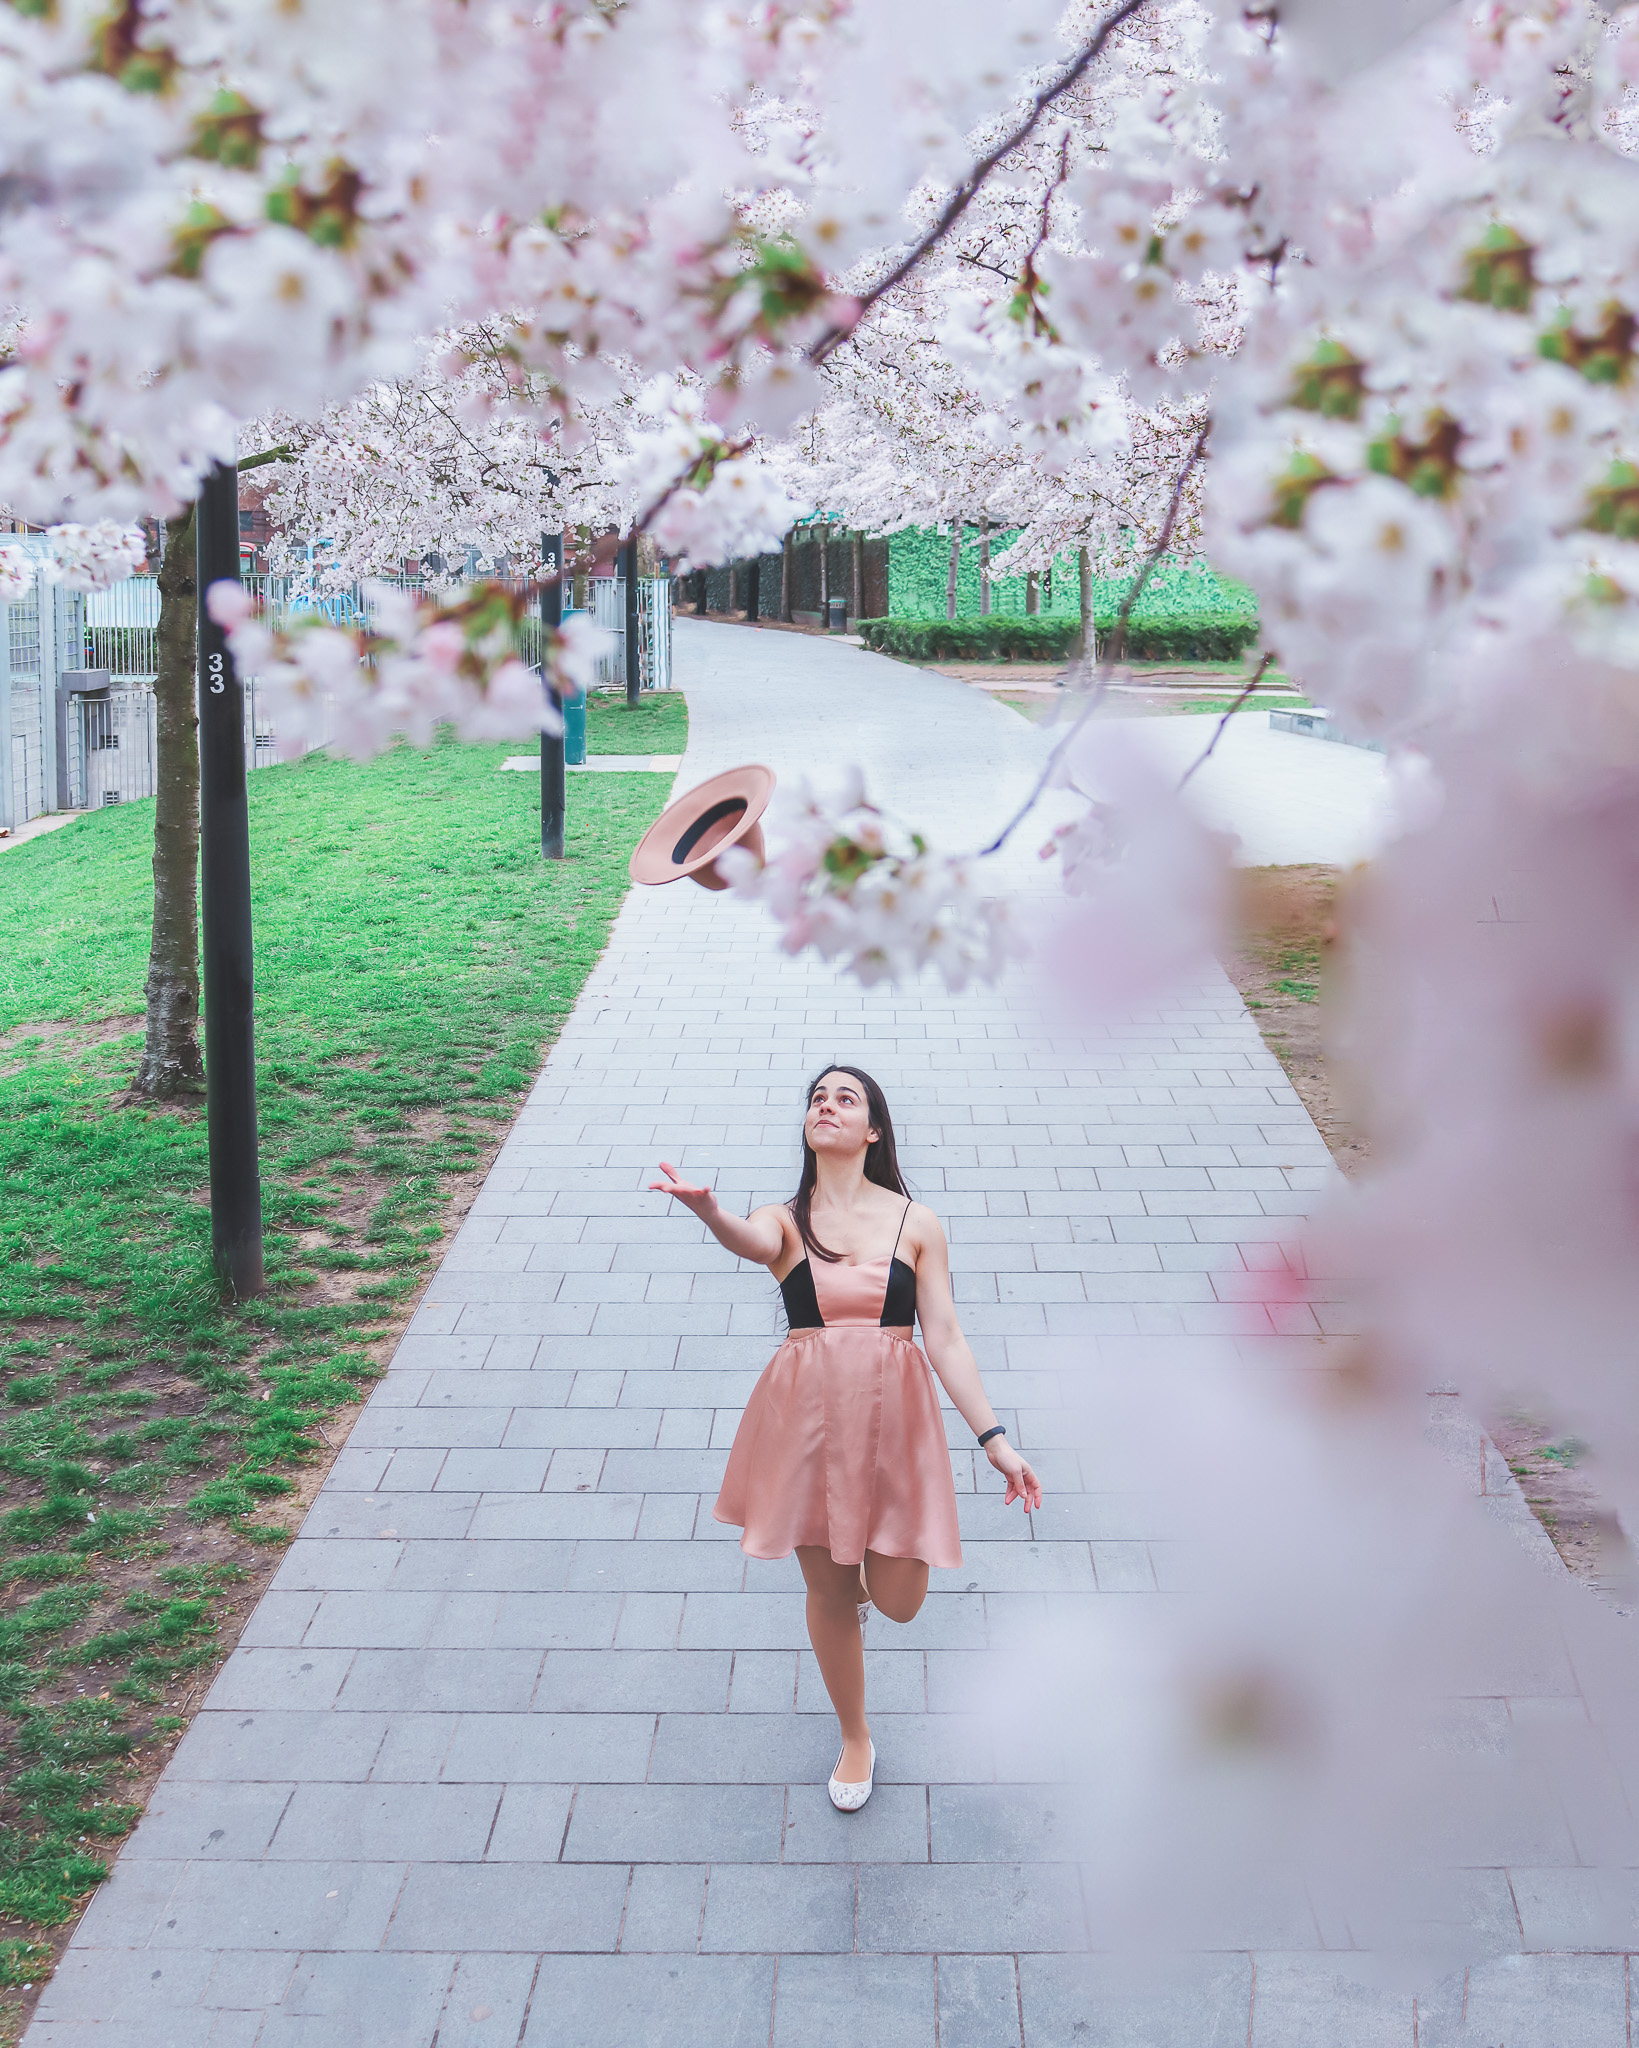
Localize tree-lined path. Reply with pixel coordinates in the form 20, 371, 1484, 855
28, 629, 1469, 2046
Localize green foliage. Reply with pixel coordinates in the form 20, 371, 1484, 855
878, 528, 1260, 660
857, 616, 1082, 661
885, 526, 1082, 620
0, 1939, 52, 1989
858, 583, 1259, 666
0, 722, 680, 1944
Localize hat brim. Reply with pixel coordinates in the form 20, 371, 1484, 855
629, 764, 777, 887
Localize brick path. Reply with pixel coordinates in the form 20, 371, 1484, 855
30, 626, 1592, 2046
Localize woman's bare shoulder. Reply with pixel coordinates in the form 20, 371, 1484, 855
750, 1200, 799, 1268
902, 1200, 947, 1251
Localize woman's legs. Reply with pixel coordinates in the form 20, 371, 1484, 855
797, 1546, 872, 1782
862, 1550, 928, 1624
796, 1546, 931, 1785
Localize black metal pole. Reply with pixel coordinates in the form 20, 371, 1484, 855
197, 458, 264, 1300
623, 534, 641, 706
539, 531, 565, 860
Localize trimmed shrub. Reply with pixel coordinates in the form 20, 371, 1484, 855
856, 616, 1077, 661
856, 606, 1259, 665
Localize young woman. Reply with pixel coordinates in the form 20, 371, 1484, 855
650, 1064, 1041, 1812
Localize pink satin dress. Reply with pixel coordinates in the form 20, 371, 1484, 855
712, 1212, 964, 1570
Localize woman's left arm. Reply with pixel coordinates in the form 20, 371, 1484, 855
911, 1206, 1043, 1511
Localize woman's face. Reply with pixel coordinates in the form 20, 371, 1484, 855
805, 1072, 878, 1160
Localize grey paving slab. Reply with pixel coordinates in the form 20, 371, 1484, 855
386, 1863, 629, 1951
772, 1955, 936, 2048
1020, 1954, 1254, 2047
565, 1783, 785, 1863
518, 1955, 776, 2047
38, 619, 1581, 2047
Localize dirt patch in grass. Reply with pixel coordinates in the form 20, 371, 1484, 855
0, 1017, 144, 1083
1222, 865, 1366, 1176
1486, 1414, 1635, 1597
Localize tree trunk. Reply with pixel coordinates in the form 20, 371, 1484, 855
1076, 545, 1093, 670
781, 530, 793, 621
818, 526, 829, 624
1044, 564, 1053, 610
850, 532, 864, 624
133, 505, 205, 1097
979, 518, 991, 617
727, 560, 737, 616
746, 556, 761, 623
694, 569, 708, 616
1026, 570, 1039, 616
947, 525, 961, 619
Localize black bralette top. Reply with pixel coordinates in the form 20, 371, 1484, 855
779, 1255, 918, 1331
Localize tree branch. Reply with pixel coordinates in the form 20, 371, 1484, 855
808, 0, 1151, 366
1175, 653, 1274, 791
238, 444, 291, 473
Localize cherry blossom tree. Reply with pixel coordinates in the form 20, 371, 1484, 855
777, 1, 1214, 631
249, 323, 640, 591
14, 0, 1639, 1970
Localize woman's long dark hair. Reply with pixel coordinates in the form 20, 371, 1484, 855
789, 1064, 909, 1262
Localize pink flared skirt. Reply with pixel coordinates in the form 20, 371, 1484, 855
713, 1324, 963, 1569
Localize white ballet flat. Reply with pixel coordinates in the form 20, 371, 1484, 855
828, 1740, 876, 1813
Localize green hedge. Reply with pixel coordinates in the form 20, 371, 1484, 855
856, 617, 1076, 661
856, 610, 1259, 664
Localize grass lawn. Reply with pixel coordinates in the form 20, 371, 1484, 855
0, 721, 681, 2030
584, 686, 688, 754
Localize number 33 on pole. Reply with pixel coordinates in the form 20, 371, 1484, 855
197, 456, 265, 1299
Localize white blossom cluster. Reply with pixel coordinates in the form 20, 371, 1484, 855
0, 0, 1061, 536
720, 771, 1020, 989
0, 523, 146, 599
613, 379, 809, 569
42, 521, 148, 591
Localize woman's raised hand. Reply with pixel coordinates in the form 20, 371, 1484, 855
648, 1161, 717, 1218
986, 1437, 1043, 1513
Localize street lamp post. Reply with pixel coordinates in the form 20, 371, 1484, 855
622, 533, 641, 707
196, 458, 264, 1300
539, 530, 565, 860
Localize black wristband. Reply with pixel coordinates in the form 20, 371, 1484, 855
976, 1425, 1006, 1448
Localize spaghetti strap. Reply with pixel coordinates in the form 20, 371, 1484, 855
889, 1199, 912, 1264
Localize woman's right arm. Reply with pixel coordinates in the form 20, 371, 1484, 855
648, 1163, 788, 1269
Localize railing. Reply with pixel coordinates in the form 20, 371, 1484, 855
67, 688, 157, 808
3, 562, 675, 827
588, 577, 673, 690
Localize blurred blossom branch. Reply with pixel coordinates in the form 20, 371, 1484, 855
1175, 653, 1275, 792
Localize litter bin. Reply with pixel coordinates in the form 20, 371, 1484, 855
563, 686, 587, 765
557, 607, 589, 764
827, 597, 848, 633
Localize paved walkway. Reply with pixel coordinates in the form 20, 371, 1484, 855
1103, 709, 1396, 868
27, 627, 1574, 2046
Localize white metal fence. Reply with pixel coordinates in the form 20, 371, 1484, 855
587, 576, 673, 690
2, 559, 673, 830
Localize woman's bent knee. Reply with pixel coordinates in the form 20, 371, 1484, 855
864, 1556, 929, 1624
873, 1584, 927, 1624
